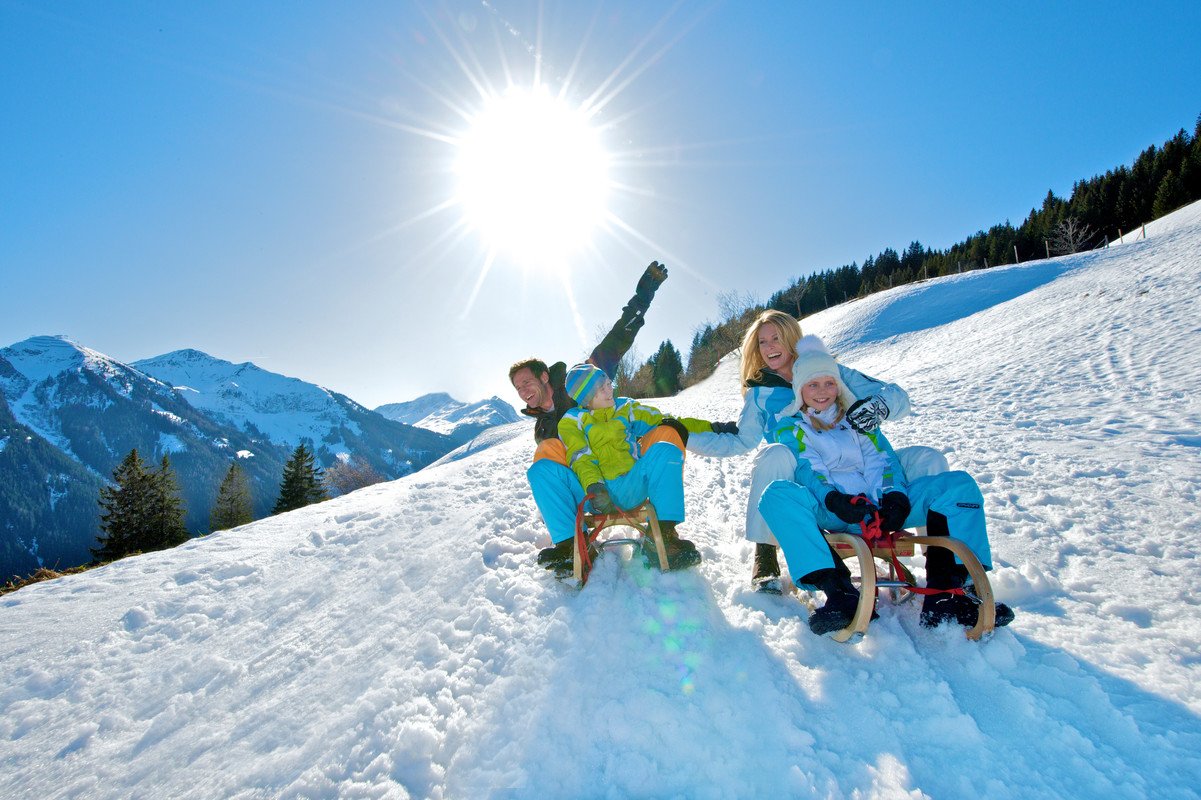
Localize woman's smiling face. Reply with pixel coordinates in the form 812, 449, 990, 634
757, 322, 795, 379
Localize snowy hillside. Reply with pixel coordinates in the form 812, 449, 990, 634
376, 392, 520, 444
2, 201, 1200, 798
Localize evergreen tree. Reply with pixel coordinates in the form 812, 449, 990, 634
93, 449, 153, 562
210, 461, 254, 532
651, 340, 684, 397
273, 444, 328, 514
1152, 169, 1187, 219
93, 449, 190, 561
150, 455, 190, 549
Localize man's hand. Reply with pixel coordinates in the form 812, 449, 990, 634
846, 395, 889, 434
587, 483, 616, 514
824, 491, 874, 525
878, 491, 911, 533
635, 261, 668, 304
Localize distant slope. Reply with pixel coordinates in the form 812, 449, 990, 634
376, 392, 519, 444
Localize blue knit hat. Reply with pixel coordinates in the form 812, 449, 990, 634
564, 363, 606, 406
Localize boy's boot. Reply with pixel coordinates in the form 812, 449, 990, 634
752, 543, 782, 594
648, 521, 701, 570
537, 538, 572, 569
920, 512, 1014, 628
802, 561, 867, 636
538, 537, 597, 578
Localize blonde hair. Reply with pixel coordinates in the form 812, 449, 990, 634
739, 310, 803, 395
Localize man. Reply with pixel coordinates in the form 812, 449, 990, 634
509, 261, 669, 573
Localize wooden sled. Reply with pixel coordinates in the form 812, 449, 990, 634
823, 532, 997, 642
573, 502, 670, 586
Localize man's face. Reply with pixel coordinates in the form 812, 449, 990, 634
512, 367, 553, 411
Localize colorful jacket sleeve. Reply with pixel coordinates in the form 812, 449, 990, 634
838, 364, 912, 421
557, 409, 605, 489
624, 400, 713, 439
860, 429, 908, 496
685, 389, 764, 457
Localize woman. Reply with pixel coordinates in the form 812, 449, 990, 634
756, 335, 1013, 635
688, 310, 947, 592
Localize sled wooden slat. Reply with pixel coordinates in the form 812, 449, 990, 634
822, 533, 876, 643
822, 531, 997, 642
899, 535, 996, 641
573, 502, 669, 585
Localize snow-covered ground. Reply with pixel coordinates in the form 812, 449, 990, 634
2, 202, 1200, 798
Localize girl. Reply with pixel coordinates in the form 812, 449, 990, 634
688, 309, 948, 593
756, 336, 1014, 635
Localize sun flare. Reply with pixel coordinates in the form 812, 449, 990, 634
455, 86, 610, 266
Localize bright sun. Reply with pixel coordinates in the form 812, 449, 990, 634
455, 86, 610, 266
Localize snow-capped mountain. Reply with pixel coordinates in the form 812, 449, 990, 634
2, 201, 1199, 798
133, 349, 454, 470
0, 341, 456, 580
375, 391, 520, 444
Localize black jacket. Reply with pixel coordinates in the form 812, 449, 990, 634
522, 296, 651, 443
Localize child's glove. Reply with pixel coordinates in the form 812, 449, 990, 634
710, 421, 739, 434
587, 483, 616, 514
846, 395, 890, 433
824, 491, 874, 525
878, 491, 911, 533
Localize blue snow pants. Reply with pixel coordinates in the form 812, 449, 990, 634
757, 469, 993, 586
528, 441, 686, 544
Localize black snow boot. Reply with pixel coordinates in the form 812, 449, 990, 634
752, 543, 782, 594
645, 522, 701, 571
801, 562, 867, 636
537, 538, 573, 568
920, 512, 1014, 629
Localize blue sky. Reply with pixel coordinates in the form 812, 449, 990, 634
2, 1, 1198, 408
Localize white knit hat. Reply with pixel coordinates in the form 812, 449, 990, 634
779, 335, 857, 417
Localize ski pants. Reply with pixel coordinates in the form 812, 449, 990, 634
527, 427, 687, 544
757, 469, 993, 586
744, 443, 949, 545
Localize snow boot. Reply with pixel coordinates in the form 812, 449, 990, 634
752, 543, 782, 594
538, 538, 596, 578
538, 538, 573, 569
645, 521, 701, 571
802, 562, 873, 636
920, 513, 1014, 629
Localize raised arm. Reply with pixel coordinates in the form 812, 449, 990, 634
588, 261, 668, 378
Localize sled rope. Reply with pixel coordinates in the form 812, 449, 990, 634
574, 493, 629, 585
851, 495, 966, 598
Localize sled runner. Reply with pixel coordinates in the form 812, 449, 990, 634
573, 500, 670, 586
824, 531, 997, 642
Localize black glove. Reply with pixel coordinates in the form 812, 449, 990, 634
824, 491, 874, 525
587, 483, 615, 514
878, 491, 911, 533
846, 395, 889, 434
710, 421, 739, 435
634, 261, 668, 304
